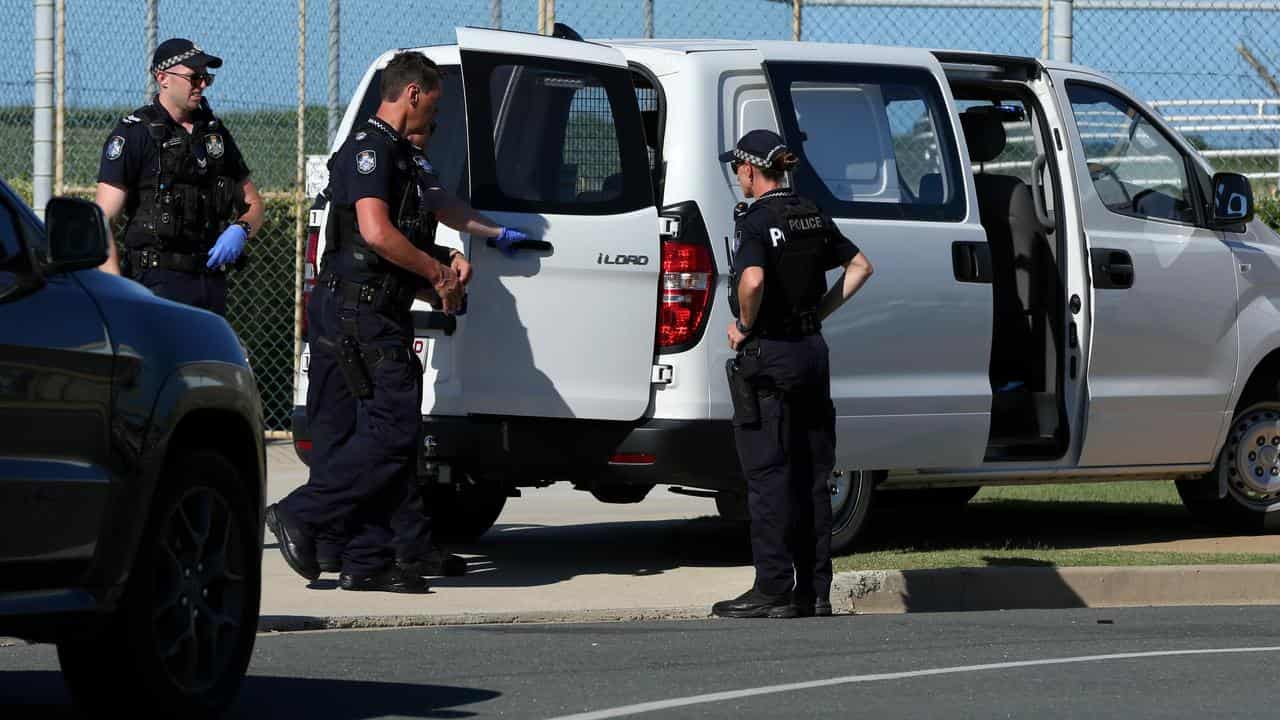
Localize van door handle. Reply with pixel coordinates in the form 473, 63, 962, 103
486, 238, 554, 253
951, 241, 992, 283
1090, 248, 1134, 289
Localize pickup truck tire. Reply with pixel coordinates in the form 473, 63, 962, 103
830, 470, 877, 555
431, 472, 508, 542
57, 448, 259, 719
1176, 402, 1280, 533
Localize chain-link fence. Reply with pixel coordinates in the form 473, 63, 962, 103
4, 0, 1279, 435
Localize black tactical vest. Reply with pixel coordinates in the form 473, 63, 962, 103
733, 192, 833, 335
122, 102, 245, 254
322, 119, 424, 303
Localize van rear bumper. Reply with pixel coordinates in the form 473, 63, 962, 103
291, 406, 741, 491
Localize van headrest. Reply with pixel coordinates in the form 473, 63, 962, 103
959, 111, 1007, 164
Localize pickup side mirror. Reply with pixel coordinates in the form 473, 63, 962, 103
1210, 172, 1254, 228
44, 197, 109, 273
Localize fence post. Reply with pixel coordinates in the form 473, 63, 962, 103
54, 0, 64, 196
548, 0, 556, 32
145, 0, 158, 100
294, 0, 308, 430
328, 0, 339, 147
492, 0, 502, 28
1051, 0, 1072, 63
34, 0, 54, 218
1041, 0, 1051, 59
537, 0, 545, 34
794, 0, 803, 41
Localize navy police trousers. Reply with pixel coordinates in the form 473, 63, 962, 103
733, 334, 836, 601
279, 285, 432, 575
136, 267, 228, 316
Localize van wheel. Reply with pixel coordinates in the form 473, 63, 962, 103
432, 471, 508, 542
57, 448, 259, 719
830, 470, 877, 555
1176, 402, 1280, 533
875, 486, 981, 508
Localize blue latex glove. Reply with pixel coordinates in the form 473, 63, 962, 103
207, 223, 248, 268
494, 227, 530, 258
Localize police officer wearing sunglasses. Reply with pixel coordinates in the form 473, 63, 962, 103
713, 130, 875, 619
94, 38, 262, 316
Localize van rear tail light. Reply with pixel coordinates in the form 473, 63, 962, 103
300, 227, 320, 336
655, 202, 717, 353
658, 243, 713, 349
609, 452, 656, 466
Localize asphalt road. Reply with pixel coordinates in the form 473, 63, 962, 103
4, 605, 1279, 718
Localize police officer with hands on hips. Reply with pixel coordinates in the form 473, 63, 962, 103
713, 130, 874, 619
94, 38, 263, 316
267, 52, 532, 593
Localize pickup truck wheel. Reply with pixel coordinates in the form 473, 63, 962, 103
1177, 402, 1280, 532
830, 470, 876, 555
431, 472, 508, 542
56, 448, 259, 718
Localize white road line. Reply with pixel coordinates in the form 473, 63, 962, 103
544, 646, 1280, 720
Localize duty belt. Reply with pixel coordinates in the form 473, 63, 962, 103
129, 248, 221, 275
321, 272, 414, 312
760, 311, 822, 339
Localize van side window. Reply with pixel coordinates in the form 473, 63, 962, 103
1066, 82, 1198, 225
765, 62, 966, 222
461, 53, 653, 215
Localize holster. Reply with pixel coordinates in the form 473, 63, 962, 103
726, 356, 760, 428
313, 334, 373, 399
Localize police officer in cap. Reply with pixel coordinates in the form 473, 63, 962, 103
266, 52, 531, 593
95, 38, 262, 316
712, 129, 874, 619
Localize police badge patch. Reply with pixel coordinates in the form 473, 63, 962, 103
204, 134, 225, 159
105, 136, 125, 160
357, 150, 377, 175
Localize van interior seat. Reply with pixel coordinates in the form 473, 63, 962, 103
959, 108, 1044, 394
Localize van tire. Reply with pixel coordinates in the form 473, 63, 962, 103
830, 470, 877, 555
57, 448, 259, 719
432, 472, 508, 542
1176, 401, 1280, 533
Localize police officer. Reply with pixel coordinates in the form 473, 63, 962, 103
712, 130, 874, 619
266, 52, 530, 593
94, 38, 262, 316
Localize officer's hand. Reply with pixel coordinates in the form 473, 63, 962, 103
493, 227, 530, 258
728, 321, 749, 352
432, 265, 464, 314
207, 224, 248, 268
451, 252, 472, 286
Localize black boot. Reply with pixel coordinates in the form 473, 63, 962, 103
339, 566, 430, 594
265, 504, 320, 581
712, 588, 798, 619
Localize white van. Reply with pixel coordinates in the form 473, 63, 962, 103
294, 28, 1280, 552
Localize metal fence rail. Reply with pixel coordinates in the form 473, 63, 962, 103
3, 0, 1278, 435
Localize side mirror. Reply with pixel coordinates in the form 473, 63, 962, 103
1210, 172, 1253, 228
44, 197, 109, 273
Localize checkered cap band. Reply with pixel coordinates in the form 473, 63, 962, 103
154, 46, 203, 72
732, 144, 786, 168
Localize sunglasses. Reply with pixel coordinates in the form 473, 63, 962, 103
165, 69, 215, 87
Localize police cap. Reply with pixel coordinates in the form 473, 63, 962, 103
151, 38, 223, 73
719, 129, 789, 168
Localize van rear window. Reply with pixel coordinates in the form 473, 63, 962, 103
765, 62, 966, 222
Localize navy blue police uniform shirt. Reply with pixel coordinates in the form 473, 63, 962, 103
96, 98, 250, 190
732, 189, 860, 278
331, 119, 451, 223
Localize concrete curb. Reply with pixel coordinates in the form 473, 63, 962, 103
254, 565, 1280, 632
834, 564, 1280, 613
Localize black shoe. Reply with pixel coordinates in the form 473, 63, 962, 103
712, 588, 798, 619
794, 597, 833, 617
339, 567, 430, 594
398, 548, 467, 577
265, 504, 320, 581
